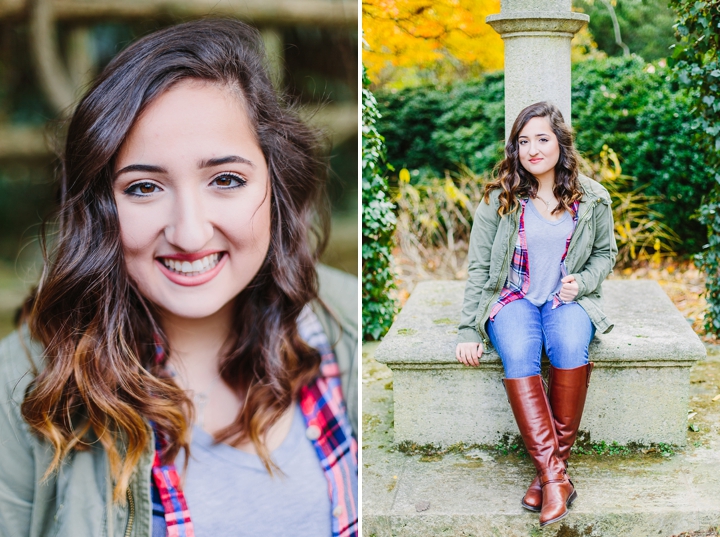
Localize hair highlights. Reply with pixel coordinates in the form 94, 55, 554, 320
484, 101, 582, 216
20, 19, 328, 500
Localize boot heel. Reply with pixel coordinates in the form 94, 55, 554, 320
566, 489, 578, 507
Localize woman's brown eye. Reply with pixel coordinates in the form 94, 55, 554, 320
124, 182, 160, 197
212, 173, 246, 189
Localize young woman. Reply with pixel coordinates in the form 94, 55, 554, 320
455, 101, 617, 527
0, 19, 357, 537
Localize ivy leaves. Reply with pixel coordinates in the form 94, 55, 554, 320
669, 0, 720, 334
362, 66, 398, 340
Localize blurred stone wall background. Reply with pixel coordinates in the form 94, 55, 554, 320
0, 0, 358, 338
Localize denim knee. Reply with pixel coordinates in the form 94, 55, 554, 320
542, 309, 595, 369
487, 299, 544, 378
545, 340, 590, 369
500, 341, 543, 378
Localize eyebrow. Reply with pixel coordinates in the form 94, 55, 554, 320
114, 163, 167, 178
199, 155, 255, 168
518, 133, 550, 138
114, 155, 255, 179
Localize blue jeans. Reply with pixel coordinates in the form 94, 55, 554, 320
486, 298, 595, 379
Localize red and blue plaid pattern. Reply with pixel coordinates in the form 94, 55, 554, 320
151, 435, 195, 537
298, 307, 359, 537
150, 306, 358, 537
489, 199, 580, 320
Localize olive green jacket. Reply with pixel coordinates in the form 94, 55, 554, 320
0, 264, 357, 537
458, 174, 618, 348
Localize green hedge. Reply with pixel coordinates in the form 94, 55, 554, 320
669, 0, 720, 335
362, 66, 397, 340
572, 56, 712, 253
375, 56, 714, 253
376, 72, 505, 178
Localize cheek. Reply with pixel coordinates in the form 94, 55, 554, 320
550, 144, 561, 165
216, 190, 272, 252
116, 200, 164, 259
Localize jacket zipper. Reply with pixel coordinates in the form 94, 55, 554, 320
124, 487, 135, 537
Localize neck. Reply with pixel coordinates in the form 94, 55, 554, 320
160, 301, 234, 386
534, 171, 556, 196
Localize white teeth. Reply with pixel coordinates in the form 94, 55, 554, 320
161, 253, 222, 276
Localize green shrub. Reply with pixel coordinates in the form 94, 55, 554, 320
375, 56, 714, 253
362, 66, 397, 340
375, 72, 505, 179
572, 56, 713, 253
578, 146, 681, 265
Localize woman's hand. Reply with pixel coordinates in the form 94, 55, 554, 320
559, 275, 579, 302
456, 342, 483, 367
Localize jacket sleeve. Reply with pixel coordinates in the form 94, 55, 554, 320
570, 197, 618, 298
315, 264, 358, 438
457, 197, 500, 344
0, 333, 37, 537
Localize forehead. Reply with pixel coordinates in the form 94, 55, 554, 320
519, 116, 553, 137
115, 80, 260, 169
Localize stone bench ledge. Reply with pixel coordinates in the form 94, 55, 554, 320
374, 279, 706, 446
375, 279, 705, 368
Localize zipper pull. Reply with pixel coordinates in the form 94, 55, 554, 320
124, 487, 135, 537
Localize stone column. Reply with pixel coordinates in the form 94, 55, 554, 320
486, 0, 588, 138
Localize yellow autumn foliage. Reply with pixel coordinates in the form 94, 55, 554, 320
362, 0, 504, 88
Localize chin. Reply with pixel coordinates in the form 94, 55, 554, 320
159, 298, 234, 320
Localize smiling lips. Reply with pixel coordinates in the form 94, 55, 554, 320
156, 251, 228, 286
162, 252, 221, 275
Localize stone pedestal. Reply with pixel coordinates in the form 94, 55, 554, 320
374, 280, 706, 446
486, 0, 589, 135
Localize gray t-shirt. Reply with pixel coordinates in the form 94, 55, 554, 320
176, 403, 331, 537
524, 200, 574, 307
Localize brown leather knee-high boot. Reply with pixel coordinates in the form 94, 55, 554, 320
504, 375, 577, 526
521, 363, 594, 512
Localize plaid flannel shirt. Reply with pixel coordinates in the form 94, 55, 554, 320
489, 199, 580, 321
150, 306, 358, 537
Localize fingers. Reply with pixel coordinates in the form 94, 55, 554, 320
456, 343, 483, 367
559, 280, 579, 302
561, 274, 576, 283
455, 345, 466, 366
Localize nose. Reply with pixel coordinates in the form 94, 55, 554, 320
163, 189, 214, 252
527, 140, 539, 156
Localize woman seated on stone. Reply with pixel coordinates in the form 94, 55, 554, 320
455, 101, 617, 527
0, 19, 357, 537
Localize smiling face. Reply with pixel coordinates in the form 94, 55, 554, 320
113, 80, 271, 321
517, 116, 560, 184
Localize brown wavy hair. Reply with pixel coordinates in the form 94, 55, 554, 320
484, 101, 582, 216
20, 19, 329, 501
